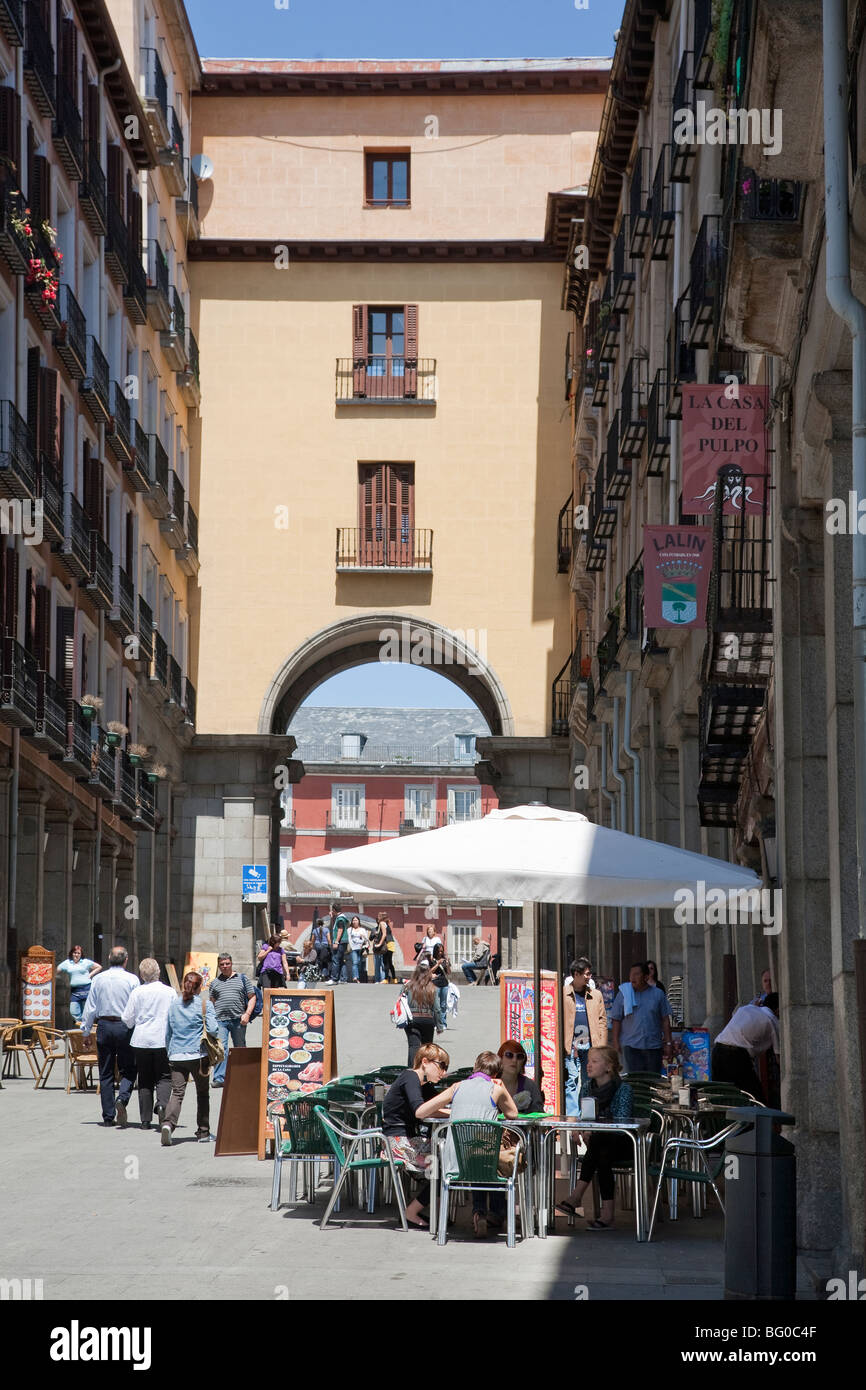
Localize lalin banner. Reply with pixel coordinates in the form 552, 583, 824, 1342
643, 525, 712, 628
681, 383, 769, 514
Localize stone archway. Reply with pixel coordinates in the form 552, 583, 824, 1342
258, 613, 515, 735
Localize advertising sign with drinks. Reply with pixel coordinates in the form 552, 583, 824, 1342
499, 970, 561, 1115
679, 1028, 711, 1082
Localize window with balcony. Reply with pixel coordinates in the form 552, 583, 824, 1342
331, 784, 365, 830
338, 303, 432, 402
404, 785, 434, 830
355, 462, 417, 567
448, 786, 480, 822
364, 151, 410, 207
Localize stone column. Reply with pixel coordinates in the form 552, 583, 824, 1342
0, 767, 13, 1015
43, 807, 75, 963
654, 743, 685, 999
701, 825, 731, 1036
672, 714, 706, 1027
99, 841, 120, 955
115, 850, 136, 963
14, 790, 48, 955
71, 829, 97, 961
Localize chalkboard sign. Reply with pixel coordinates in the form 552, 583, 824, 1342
257, 988, 337, 1159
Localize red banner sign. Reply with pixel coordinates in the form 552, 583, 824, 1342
500, 970, 561, 1115
681, 383, 769, 514
643, 525, 712, 628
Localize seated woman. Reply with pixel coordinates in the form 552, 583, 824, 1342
418, 1051, 517, 1238
497, 1039, 546, 1113
556, 1045, 634, 1231
381, 1042, 450, 1229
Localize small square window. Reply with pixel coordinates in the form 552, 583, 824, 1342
341, 733, 363, 759
365, 152, 411, 208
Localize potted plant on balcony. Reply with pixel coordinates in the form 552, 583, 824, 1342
106, 721, 128, 748
80, 693, 103, 721
146, 762, 167, 785
128, 742, 149, 768
13, 206, 62, 307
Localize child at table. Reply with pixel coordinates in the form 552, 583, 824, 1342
555, 1045, 634, 1230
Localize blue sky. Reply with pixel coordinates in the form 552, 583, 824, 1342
185, 0, 623, 61
305, 662, 477, 709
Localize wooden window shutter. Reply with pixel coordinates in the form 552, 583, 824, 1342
0, 87, 21, 175
35, 585, 51, 671
85, 78, 99, 152
34, 154, 51, 229
128, 190, 143, 258
60, 14, 78, 92
23, 568, 36, 653
27, 347, 41, 446
107, 144, 124, 212
352, 305, 368, 396
84, 452, 104, 532
3, 544, 19, 638
55, 604, 75, 694
26, 123, 36, 213
38, 367, 61, 470
404, 304, 418, 397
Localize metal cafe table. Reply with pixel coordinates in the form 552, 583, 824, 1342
427, 1115, 542, 1239
536, 1115, 653, 1241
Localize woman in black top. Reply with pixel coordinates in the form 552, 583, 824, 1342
430, 943, 451, 1034
381, 914, 397, 983
382, 1042, 450, 1228
401, 961, 437, 1066
646, 960, 666, 993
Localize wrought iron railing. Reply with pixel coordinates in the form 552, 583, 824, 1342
23, 0, 55, 116
0, 399, 37, 495
137, 596, 154, 664
152, 631, 168, 689
146, 239, 169, 300
651, 145, 675, 259
170, 286, 185, 341
185, 502, 198, 555
168, 105, 183, 163
335, 356, 437, 402
336, 527, 433, 570
140, 47, 168, 124
557, 493, 573, 573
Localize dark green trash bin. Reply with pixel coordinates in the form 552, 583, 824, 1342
724, 1107, 796, 1300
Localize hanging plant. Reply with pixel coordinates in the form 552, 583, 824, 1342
147, 763, 167, 784
81, 693, 103, 720
106, 721, 128, 747
711, 0, 735, 102
128, 742, 149, 767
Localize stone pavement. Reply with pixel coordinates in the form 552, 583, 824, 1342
0, 982, 728, 1301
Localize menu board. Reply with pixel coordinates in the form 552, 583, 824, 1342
679, 1028, 711, 1082
20, 946, 55, 1027
499, 970, 562, 1115
257, 988, 337, 1159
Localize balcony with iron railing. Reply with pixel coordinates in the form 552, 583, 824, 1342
116, 748, 138, 820
604, 410, 630, 504
336, 528, 433, 572
176, 161, 200, 232
107, 380, 132, 465
629, 146, 652, 258
551, 649, 573, 737
151, 630, 169, 692
145, 240, 171, 330
37, 456, 63, 545
144, 434, 170, 519
31, 668, 67, 755
168, 655, 183, 707
140, 47, 169, 145
611, 220, 634, 313
326, 812, 369, 835
134, 773, 155, 828
666, 293, 697, 419
619, 356, 647, 458
87, 531, 114, 611
124, 244, 147, 325
125, 418, 151, 492
596, 615, 621, 692
157, 106, 185, 195
670, 50, 695, 181
693, 0, 714, 86
689, 215, 723, 348
177, 327, 200, 407
62, 698, 93, 777
0, 186, 31, 275
23, 0, 55, 117
57, 489, 90, 581
24, 226, 61, 330
646, 368, 670, 476
583, 300, 609, 407
589, 471, 616, 547
557, 493, 573, 574
137, 596, 154, 665
54, 284, 87, 379
89, 729, 117, 799
79, 145, 107, 237
0, 399, 37, 500
0, 635, 38, 728
651, 145, 675, 260
52, 74, 83, 179
109, 565, 136, 641
724, 164, 808, 357
0, 0, 24, 47
178, 501, 199, 577
81, 335, 110, 424
183, 677, 196, 726
160, 287, 188, 369
597, 274, 620, 364
160, 471, 186, 548
335, 356, 437, 403
104, 192, 129, 284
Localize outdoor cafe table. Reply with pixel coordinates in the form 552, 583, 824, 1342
536, 1116, 652, 1242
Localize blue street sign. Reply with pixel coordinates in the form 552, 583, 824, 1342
242, 864, 269, 902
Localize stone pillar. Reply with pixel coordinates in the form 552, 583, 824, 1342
0, 767, 13, 1015
654, 744, 685, 998
115, 850, 136, 964
99, 841, 120, 955
474, 736, 571, 810
71, 829, 97, 961
153, 782, 169, 963
135, 822, 155, 959
43, 808, 75, 963
672, 714, 706, 1027
14, 790, 48, 955
701, 826, 731, 1036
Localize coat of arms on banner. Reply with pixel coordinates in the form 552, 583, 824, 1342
643, 526, 712, 629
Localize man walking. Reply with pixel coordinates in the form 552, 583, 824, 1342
329, 907, 351, 983
311, 918, 332, 975
610, 961, 673, 1075
208, 954, 257, 1088
563, 957, 608, 1115
82, 946, 140, 1127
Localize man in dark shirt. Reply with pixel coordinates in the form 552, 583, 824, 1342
329, 908, 351, 983
209, 954, 256, 1088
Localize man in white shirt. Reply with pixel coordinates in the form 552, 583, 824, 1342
121, 959, 175, 1129
711, 993, 779, 1103
82, 946, 140, 1127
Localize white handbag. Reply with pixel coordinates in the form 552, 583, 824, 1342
390, 990, 413, 1030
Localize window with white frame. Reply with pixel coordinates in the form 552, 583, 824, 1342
448, 786, 480, 823
331, 784, 365, 829
340, 733, 362, 759
279, 846, 292, 896
454, 734, 475, 762
280, 786, 293, 827
404, 785, 434, 829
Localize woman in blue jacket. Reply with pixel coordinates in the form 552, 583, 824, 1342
162, 971, 219, 1146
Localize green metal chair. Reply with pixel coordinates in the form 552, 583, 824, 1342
270, 1092, 335, 1212
648, 1117, 749, 1240
437, 1120, 527, 1248
313, 1105, 409, 1229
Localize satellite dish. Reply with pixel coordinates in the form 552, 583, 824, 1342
191, 153, 214, 182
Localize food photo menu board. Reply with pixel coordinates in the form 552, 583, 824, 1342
257, 988, 337, 1159
20, 946, 55, 1027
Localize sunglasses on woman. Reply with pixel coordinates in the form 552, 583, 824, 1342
502, 1050, 526, 1062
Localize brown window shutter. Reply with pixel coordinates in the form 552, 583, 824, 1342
55, 604, 75, 693
85, 78, 99, 152
3, 545, 19, 638
83, 448, 101, 528
0, 87, 21, 175
33, 154, 51, 229
359, 464, 375, 559
404, 305, 418, 397
38, 367, 60, 470
107, 144, 124, 211
26, 123, 36, 213
352, 305, 368, 396
60, 15, 78, 92
58, 393, 65, 474
128, 189, 143, 259
34, 585, 51, 672
27, 347, 41, 445
23, 568, 36, 654
0, 544, 9, 635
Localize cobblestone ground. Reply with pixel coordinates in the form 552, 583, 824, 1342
0, 982, 728, 1301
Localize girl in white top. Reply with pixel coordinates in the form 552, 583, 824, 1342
120, 958, 175, 1129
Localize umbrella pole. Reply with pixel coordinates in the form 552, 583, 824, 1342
555, 902, 563, 1116
533, 902, 542, 1100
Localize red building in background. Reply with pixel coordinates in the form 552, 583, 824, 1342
279, 707, 499, 967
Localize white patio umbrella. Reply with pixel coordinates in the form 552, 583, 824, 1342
285, 805, 762, 1103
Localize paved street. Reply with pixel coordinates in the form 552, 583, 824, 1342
0, 984, 729, 1301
